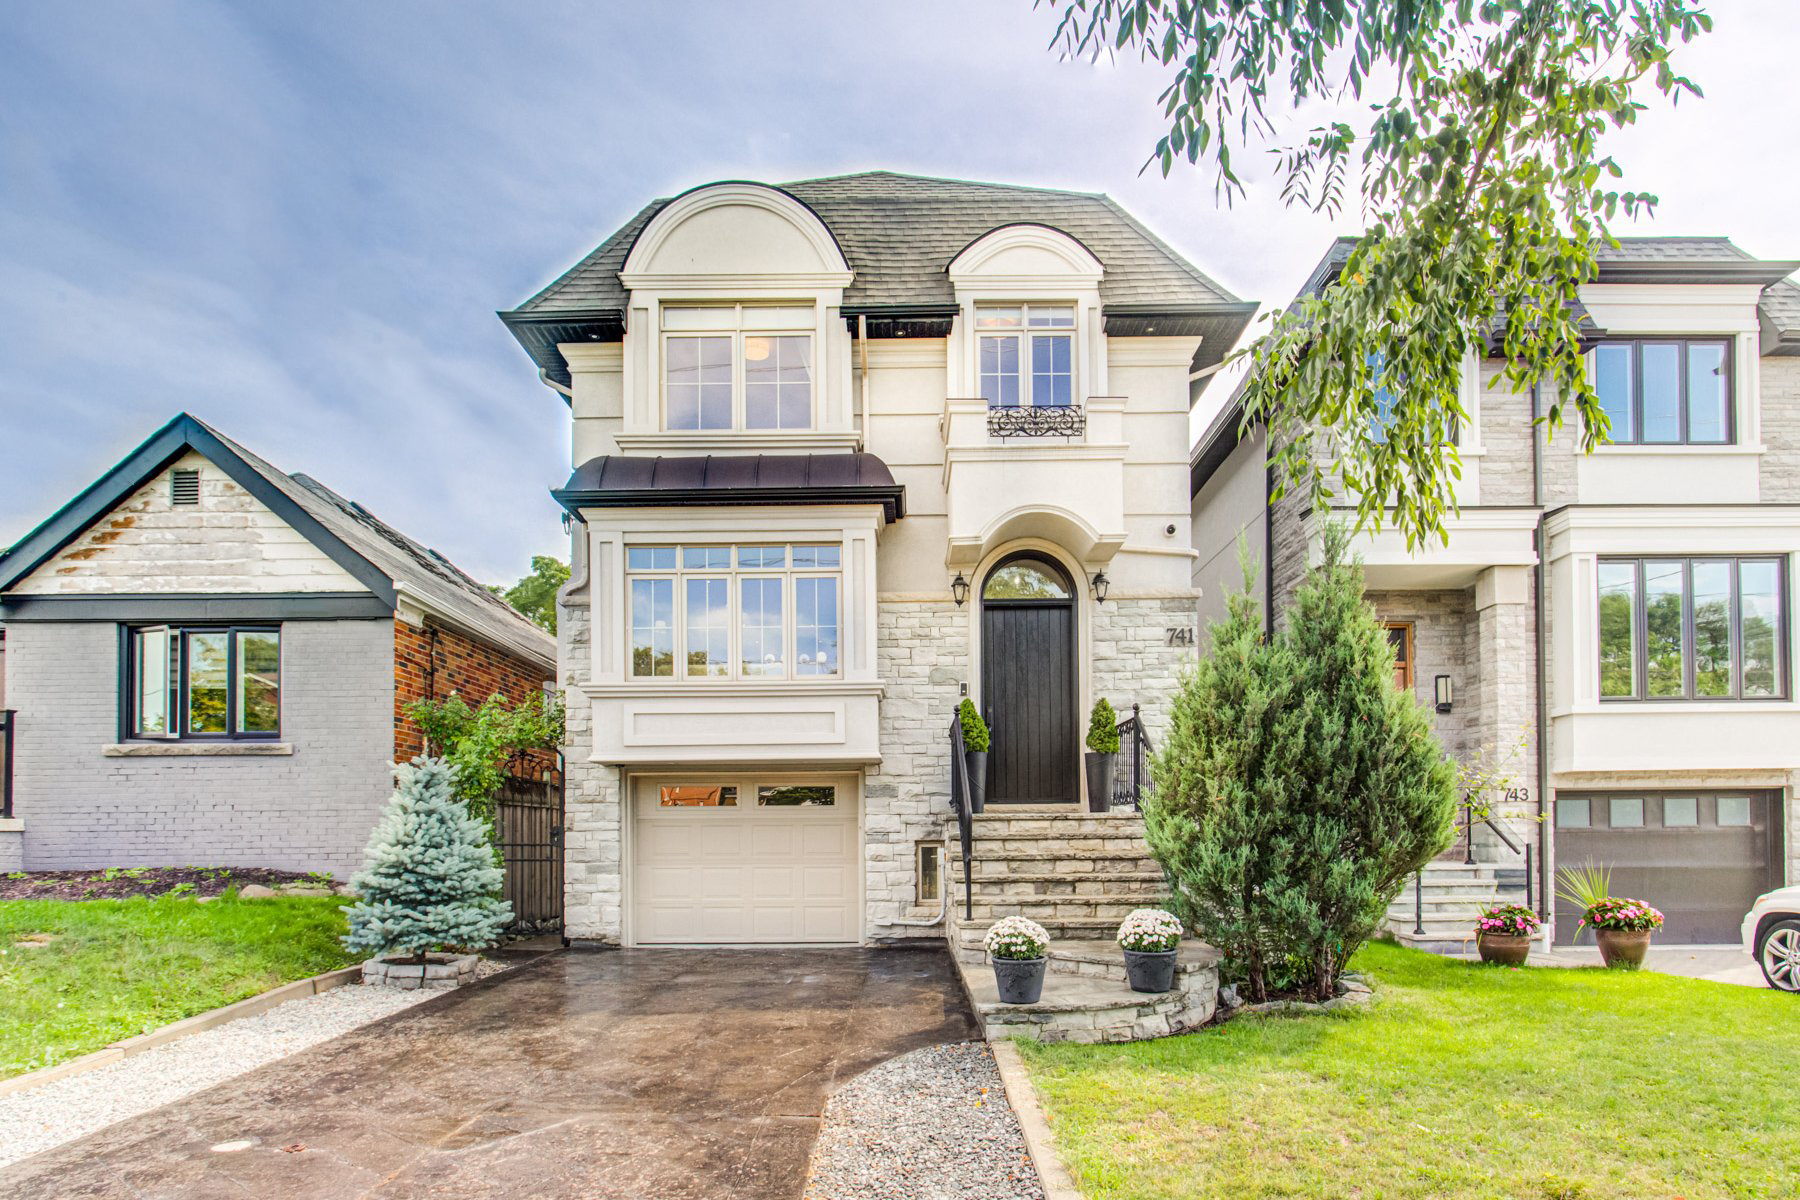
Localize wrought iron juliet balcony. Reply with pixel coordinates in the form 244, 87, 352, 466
987, 401, 1085, 439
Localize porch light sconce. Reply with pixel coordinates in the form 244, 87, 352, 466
951, 572, 970, 607
1434, 674, 1454, 714
1090, 571, 1110, 603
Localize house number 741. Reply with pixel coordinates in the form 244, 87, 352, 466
1166, 627, 1195, 646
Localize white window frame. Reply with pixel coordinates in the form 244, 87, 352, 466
660, 304, 817, 432
626, 542, 843, 682
974, 303, 1078, 409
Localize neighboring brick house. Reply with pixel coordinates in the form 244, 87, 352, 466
500, 172, 1254, 949
1191, 237, 1800, 948
0, 414, 555, 877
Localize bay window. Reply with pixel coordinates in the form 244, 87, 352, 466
1597, 557, 1785, 701
976, 304, 1075, 408
1592, 338, 1732, 445
627, 543, 841, 681
662, 305, 814, 431
127, 625, 281, 739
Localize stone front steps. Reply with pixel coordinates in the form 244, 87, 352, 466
950, 936, 1221, 1044
1384, 863, 1517, 954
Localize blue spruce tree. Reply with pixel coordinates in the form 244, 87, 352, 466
343, 757, 511, 962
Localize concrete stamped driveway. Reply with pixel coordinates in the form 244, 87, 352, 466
1, 947, 979, 1200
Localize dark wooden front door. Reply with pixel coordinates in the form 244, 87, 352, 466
982, 597, 1077, 804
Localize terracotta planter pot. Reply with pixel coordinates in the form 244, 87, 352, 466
992, 956, 1047, 1004
1476, 933, 1533, 966
1596, 928, 1653, 969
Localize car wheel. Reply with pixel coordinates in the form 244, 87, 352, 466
1759, 920, 1800, 992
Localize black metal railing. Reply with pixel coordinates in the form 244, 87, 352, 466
987, 402, 1085, 439
947, 715, 973, 920
1109, 703, 1153, 811
1410, 798, 1535, 936
1, 710, 13, 820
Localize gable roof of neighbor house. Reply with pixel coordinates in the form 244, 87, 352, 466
1188, 236, 1800, 497
500, 171, 1259, 392
0, 414, 555, 670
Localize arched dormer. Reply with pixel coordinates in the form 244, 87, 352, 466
946, 223, 1107, 403
621, 182, 852, 288
613, 183, 857, 450
946, 222, 1104, 289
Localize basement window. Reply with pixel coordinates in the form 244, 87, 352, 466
170, 468, 200, 506
916, 842, 943, 905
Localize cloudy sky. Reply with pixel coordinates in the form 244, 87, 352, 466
2, 2, 1794, 583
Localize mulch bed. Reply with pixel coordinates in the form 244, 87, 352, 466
0, 867, 326, 902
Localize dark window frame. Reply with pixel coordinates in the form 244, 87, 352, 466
1596, 556, 1787, 703
121, 623, 282, 741
1591, 336, 1735, 446
1385, 621, 1415, 691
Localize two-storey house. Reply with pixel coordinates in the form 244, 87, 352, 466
502, 172, 1254, 948
1192, 237, 1800, 946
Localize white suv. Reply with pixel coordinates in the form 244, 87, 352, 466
1743, 886, 1800, 992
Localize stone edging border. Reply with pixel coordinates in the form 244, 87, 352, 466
988, 1039, 1084, 1200
1220, 972, 1377, 1020
0, 965, 363, 1100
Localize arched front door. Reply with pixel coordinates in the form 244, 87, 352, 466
980, 554, 1078, 804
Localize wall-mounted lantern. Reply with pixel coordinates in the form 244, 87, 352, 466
951, 572, 970, 607
1090, 571, 1110, 603
1434, 674, 1454, 714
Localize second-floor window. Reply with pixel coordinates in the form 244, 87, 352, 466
976, 304, 1075, 408
1597, 556, 1785, 701
1592, 338, 1732, 445
663, 305, 814, 431
628, 543, 841, 680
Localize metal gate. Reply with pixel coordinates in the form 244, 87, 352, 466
496, 762, 564, 935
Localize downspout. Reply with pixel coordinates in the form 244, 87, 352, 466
857, 314, 870, 449
538, 369, 574, 401
1531, 383, 1552, 937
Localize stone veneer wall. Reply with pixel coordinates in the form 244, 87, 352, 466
1365, 589, 1476, 765
1090, 595, 1201, 748
557, 601, 623, 944
866, 601, 964, 941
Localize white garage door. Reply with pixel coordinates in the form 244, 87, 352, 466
632, 777, 859, 945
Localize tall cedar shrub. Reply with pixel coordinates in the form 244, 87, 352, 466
1146, 532, 1456, 1001
342, 757, 512, 962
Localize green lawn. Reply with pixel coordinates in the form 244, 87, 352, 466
0, 893, 354, 1079
1021, 941, 1799, 1200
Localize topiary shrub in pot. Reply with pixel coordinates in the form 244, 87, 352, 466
1475, 903, 1541, 966
1116, 908, 1183, 992
958, 698, 990, 814
1085, 697, 1120, 812
985, 915, 1050, 1004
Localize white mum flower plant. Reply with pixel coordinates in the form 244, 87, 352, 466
984, 915, 1050, 961
1116, 908, 1183, 954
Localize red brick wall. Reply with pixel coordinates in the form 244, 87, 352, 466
393, 619, 556, 776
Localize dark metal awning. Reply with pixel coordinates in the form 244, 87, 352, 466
551, 453, 906, 523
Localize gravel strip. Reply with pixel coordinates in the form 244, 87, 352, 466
0, 971, 498, 1169
806, 1042, 1046, 1200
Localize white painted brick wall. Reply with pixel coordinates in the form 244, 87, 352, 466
7, 619, 394, 878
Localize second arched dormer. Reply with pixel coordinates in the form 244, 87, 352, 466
945, 223, 1107, 404
613, 182, 858, 454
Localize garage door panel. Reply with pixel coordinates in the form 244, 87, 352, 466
634, 778, 858, 945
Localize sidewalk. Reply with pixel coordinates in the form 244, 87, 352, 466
1457, 943, 1766, 988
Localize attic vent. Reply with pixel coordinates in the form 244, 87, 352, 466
170, 468, 200, 506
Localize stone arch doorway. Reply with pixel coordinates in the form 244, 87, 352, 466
980, 553, 1078, 805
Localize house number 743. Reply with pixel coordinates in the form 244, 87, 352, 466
1166, 627, 1195, 646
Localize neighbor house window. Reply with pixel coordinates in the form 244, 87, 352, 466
627, 543, 841, 681
662, 304, 814, 431
976, 304, 1075, 408
127, 625, 280, 739
1596, 557, 1785, 701
1592, 338, 1732, 445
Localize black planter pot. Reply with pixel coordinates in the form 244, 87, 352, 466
964, 750, 988, 813
992, 956, 1047, 1004
1085, 752, 1117, 812
1123, 948, 1178, 994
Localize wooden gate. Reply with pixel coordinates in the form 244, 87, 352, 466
497, 770, 563, 934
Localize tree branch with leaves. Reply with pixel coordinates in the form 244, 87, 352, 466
1047, 0, 1712, 546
